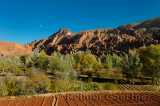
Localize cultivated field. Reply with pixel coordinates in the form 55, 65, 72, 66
0, 96, 54, 106
116, 84, 154, 91
0, 92, 160, 106
56, 93, 160, 106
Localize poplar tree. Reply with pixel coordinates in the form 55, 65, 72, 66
121, 50, 143, 85
140, 44, 160, 85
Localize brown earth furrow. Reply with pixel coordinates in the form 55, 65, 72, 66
65, 96, 77, 106
86, 94, 108, 105
118, 84, 130, 91
0, 100, 12, 106
132, 93, 159, 105
24, 98, 37, 106
33, 97, 45, 106
97, 95, 113, 105
73, 99, 86, 106
74, 95, 88, 106
42, 97, 54, 106
133, 85, 148, 91
123, 93, 157, 105
151, 94, 160, 99
77, 94, 100, 106
77, 95, 94, 106
116, 85, 124, 90
16, 99, 28, 106
111, 93, 130, 104
123, 84, 139, 91
57, 97, 69, 106
8, 99, 20, 106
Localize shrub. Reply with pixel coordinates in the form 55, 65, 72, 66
69, 70, 77, 80
83, 82, 102, 91
0, 73, 25, 97
27, 70, 51, 94
73, 87, 82, 91
51, 78, 69, 92
0, 57, 24, 75
84, 83, 95, 91
56, 72, 70, 80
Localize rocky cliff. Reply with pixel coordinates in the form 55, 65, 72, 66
0, 17, 160, 56
28, 17, 160, 56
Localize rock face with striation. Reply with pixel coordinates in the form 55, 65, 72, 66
28, 17, 160, 56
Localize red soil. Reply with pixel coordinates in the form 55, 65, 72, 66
0, 93, 159, 106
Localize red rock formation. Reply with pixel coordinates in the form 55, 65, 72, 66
1, 17, 160, 56
26, 17, 160, 56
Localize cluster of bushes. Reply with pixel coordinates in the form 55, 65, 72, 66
0, 56, 24, 75
0, 70, 51, 97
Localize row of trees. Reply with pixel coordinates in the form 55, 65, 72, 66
99, 44, 160, 85
121, 45, 160, 85
0, 44, 160, 86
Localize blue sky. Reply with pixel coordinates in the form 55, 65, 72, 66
0, 0, 160, 44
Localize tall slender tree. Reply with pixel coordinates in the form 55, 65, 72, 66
121, 50, 143, 85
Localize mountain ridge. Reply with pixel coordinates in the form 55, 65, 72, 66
0, 17, 160, 56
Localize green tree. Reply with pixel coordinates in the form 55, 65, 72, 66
100, 54, 113, 71
100, 54, 120, 71
49, 52, 63, 73
140, 44, 160, 85
50, 52, 77, 81
121, 50, 143, 85
20, 54, 32, 69
112, 54, 120, 68
73, 51, 85, 69
78, 54, 98, 80
93, 59, 103, 75
5, 57, 24, 75
31, 49, 49, 71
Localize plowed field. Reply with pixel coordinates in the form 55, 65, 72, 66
0, 93, 159, 106
56, 93, 160, 106
116, 84, 153, 91
0, 96, 54, 106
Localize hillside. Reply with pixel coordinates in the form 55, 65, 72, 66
0, 17, 160, 56
0, 41, 32, 56
28, 17, 160, 56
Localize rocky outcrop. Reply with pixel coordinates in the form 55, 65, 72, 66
27, 17, 160, 56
